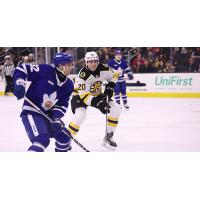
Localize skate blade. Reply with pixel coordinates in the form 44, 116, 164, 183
102, 142, 117, 151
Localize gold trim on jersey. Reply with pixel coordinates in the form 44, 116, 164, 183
80, 92, 92, 104
108, 116, 119, 121
80, 92, 91, 99
107, 116, 119, 127
107, 122, 118, 127
113, 71, 120, 80
73, 88, 79, 95
68, 122, 80, 136
83, 95, 91, 104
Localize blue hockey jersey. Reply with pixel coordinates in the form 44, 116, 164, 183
107, 59, 130, 82
13, 64, 74, 119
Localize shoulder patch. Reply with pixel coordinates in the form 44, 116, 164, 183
98, 64, 109, 71
80, 72, 86, 78
102, 64, 109, 68
78, 67, 92, 81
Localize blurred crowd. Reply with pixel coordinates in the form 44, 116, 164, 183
0, 47, 199, 96
129, 47, 200, 73
69, 47, 200, 73
95, 47, 200, 73
0, 47, 200, 76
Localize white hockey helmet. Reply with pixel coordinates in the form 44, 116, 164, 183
85, 51, 99, 64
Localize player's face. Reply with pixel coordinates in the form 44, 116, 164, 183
58, 62, 74, 76
5, 58, 12, 64
86, 60, 98, 71
115, 54, 122, 61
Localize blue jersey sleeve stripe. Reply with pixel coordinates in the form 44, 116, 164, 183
16, 66, 28, 75
61, 106, 67, 111
51, 108, 65, 115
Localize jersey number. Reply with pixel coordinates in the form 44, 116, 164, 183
30, 65, 39, 72
78, 84, 86, 90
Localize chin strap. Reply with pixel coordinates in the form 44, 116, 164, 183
56, 68, 66, 82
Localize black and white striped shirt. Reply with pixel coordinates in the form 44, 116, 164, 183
3, 64, 15, 76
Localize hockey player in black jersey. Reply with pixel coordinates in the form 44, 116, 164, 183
68, 51, 121, 150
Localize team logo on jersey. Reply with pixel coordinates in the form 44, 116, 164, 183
90, 81, 102, 94
41, 92, 58, 110
80, 72, 86, 78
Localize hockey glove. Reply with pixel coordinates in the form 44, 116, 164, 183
13, 79, 26, 100
127, 72, 134, 80
91, 94, 110, 114
104, 82, 115, 100
51, 118, 65, 133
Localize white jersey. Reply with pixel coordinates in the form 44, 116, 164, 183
73, 64, 119, 106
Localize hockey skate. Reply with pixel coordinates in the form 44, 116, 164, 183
102, 132, 117, 150
124, 103, 129, 110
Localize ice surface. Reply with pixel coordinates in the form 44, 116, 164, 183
0, 96, 200, 152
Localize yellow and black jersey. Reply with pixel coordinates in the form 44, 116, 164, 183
73, 64, 119, 106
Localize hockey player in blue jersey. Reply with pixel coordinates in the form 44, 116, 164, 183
13, 52, 74, 152
108, 49, 133, 110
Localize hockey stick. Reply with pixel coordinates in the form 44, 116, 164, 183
105, 95, 108, 134
24, 96, 90, 152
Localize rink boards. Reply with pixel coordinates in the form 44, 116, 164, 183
126, 73, 200, 98
1, 73, 200, 98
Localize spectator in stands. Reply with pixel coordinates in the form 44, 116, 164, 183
157, 60, 165, 73
28, 53, 36, 64
163, 61, 175, 73
188, 57, 199, 72
17, 55, 23, 66
147, 49, 155, 60
99, 48, 112, 63
131, 53, 145, 72
137, 59, 146, 73
148, 59, 158, 73
151, 47, 161, 57
138, 59, 156, 73
3, 55, 15, 95
152, 57, 160, 70
23, 56, 29, 64
11, 54, 19, 67
17, 55, 29, 66
174, 47, 190, 70
37, 47, 46, 64
174, 59, 188, 72
191, 48, 200, 72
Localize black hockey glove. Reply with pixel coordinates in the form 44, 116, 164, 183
104, 82, 115, 100
51, 118, 65, 133
91, 94, 110, 114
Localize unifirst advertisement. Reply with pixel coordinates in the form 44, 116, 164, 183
126, 73, 200, 98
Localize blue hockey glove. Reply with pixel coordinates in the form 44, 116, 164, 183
13, 79, 26, 100
127, 72, 134, 80
51, 118, 65, 133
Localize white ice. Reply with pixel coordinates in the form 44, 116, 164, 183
0, 96, 200, 152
